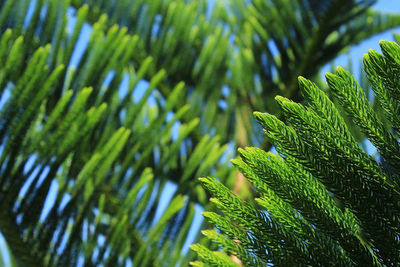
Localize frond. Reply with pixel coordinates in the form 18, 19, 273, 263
0, 0, 232, 265
193, 39, 400, 266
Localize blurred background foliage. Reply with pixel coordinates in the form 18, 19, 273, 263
0, 0, 399, 266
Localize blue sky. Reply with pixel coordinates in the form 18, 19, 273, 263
375, 0, 400, 12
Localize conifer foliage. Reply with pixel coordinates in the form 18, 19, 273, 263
0, 0, 231, 266
192, 40, 400, 266
1, 0, 400, 266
